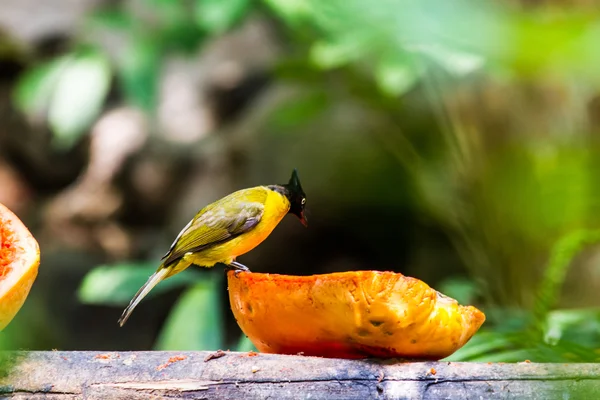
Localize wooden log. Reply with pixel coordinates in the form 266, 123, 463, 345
0, 351, 598, 399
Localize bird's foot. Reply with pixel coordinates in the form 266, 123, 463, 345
227, 261, 250, 277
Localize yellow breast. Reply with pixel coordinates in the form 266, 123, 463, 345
188, 187, 290, 266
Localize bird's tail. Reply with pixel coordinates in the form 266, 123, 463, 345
118, 267, 171, 327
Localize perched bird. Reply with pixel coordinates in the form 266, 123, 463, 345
118, 169, 307, 326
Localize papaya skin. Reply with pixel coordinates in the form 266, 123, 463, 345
228, 270, 485, 360
0, 203, 40, 330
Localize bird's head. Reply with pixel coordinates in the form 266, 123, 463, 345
283, 169, 307, 227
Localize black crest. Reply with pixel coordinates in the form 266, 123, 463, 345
284, 169, 307, 226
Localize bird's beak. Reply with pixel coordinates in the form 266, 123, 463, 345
299, 212, 308, 227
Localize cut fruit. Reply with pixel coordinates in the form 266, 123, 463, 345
0, 203, 40, 330
228, 270, 485, 360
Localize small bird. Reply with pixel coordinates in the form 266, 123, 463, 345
118, 169, 307, 326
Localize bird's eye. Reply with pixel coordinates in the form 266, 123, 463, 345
301, 198, 306, 205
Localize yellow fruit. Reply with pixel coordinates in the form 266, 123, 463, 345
228, 270, 485, 359
0, 203, 40, 330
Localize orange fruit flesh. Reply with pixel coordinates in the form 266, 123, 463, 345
0, 220, 16, 279
0, 203, 40, 330
228, 270, 485, 360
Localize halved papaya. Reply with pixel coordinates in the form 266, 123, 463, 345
0, 203, 40, 330
228, 270, 484, 359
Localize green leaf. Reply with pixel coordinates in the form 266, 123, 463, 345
444, 332, 514, 361
262, 0, 312, 26
13, 56, 70, 118
466, 348, 536, 363
194, 0, 251, 35
78, 262, 203, 306
161, 23, 205, 54
48, 50, 111, 150
533, 230, 600, 326
411, 44, 485, 76
310, 40, 365, 69
118, 38, 161, 112
437, 277, 479, 306
375, 54, 420, 96
545, 308, 600, 348
155, 274, 224, 351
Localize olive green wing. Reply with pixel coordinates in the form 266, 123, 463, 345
161, 196, 266, 267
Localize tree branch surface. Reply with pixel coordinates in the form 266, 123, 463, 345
0, 351, 597, 399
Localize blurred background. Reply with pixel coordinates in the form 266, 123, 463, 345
2, 0, 600, 361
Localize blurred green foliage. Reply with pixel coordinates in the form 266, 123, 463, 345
14, 0, 600, 145
447, 229, 600, 362
154, 276, 224, 351
5, 0, 600, 366
13, 0, 256, 147
78, 262, 205, 306
77, 265, 256, 352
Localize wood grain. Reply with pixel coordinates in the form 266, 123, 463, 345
0, 351, 598, 399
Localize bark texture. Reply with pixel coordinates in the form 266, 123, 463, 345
0, 351, 598, 399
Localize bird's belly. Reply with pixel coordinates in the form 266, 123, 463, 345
188, 204, 288, 267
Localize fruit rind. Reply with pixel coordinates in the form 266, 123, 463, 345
0, 203, 40, 330
228, 270, 485, 359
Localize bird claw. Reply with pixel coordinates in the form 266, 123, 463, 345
226, 261, 250, 276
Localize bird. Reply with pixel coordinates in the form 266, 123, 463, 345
118, 169, 307, 326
